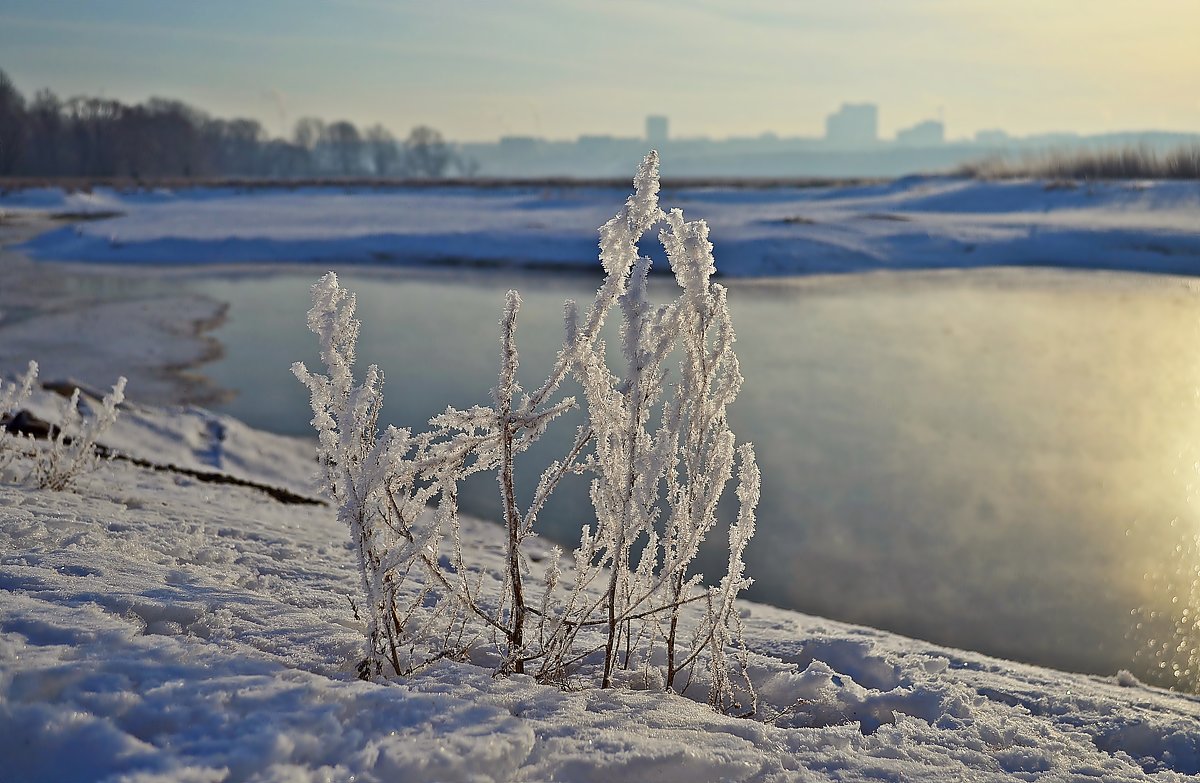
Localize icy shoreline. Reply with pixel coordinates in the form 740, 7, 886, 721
0, 215, 231, 405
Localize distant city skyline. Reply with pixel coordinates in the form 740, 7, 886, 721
1, 1, 1197, 143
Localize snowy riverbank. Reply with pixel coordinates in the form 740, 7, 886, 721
4, 178, 1200, 780
4, 385, 1200, 781
3, 176, 1199, 276
0, 214, 230, 405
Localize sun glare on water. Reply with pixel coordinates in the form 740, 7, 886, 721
1129, 318, 1200, 691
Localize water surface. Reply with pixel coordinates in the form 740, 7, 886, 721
192, 266, 1200, 687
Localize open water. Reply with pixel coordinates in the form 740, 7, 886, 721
190, 265, 1200, 688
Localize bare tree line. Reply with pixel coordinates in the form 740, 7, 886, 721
0, 69, 474, 179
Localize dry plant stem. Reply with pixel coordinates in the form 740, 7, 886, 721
667, 302, 712, 686
383, 489, 508, 637
602, 380, 647, 689
497, 290, 527, 672
501, 418, 525, 671
523, 425, 592, 534
666, 571, 684, 687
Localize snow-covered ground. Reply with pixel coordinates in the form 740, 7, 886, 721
4, 386, 1200, 782
3, 177, 1199, 276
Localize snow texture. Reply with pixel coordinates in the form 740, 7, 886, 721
4, 177, 1200, 276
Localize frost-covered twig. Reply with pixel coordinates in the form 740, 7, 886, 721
496, 289, 529, 673
293, 275, 410, 675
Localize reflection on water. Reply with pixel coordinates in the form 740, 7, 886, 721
1132, 526, 1200, 689
191, 266, 1200, 688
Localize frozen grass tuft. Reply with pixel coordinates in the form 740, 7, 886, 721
31, 376, 127, 491
1, 362, 127, 490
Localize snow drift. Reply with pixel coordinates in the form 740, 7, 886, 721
4, 176, 1199, 277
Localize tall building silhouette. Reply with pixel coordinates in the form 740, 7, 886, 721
645, 115, 669, 145
825, 103, 878, 147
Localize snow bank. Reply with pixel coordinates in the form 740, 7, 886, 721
5, 178, 1200, 276
11, 385, 317, 496
3, 396, 1200, 781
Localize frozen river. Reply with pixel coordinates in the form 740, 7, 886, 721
189, 265, 1200, 689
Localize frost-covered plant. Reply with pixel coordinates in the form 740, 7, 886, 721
659, 210, 759, 702
293, 276, 576, 677
297, 152, 760, 712
0, 360, 37, 416
292, 279, 404, 674
31, 376, 127, 491
0, 360, 38, 471
534, 155, 761, 709
1, 362, 128, 488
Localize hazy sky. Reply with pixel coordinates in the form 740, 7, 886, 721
2, 0, 1198, 142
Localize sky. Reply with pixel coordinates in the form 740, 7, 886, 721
1, 0, 1198, 143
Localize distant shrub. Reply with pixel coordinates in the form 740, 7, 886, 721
0, 361, 37, 417
959, 144, 1200, 181
30, 376, 127, 491
295, 152, 760, 712
0, 361, 127, 490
